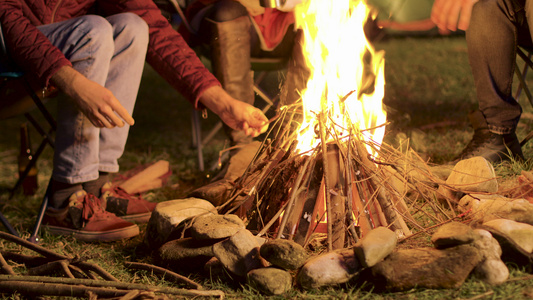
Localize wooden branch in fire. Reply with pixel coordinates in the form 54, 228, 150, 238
219, 108, 455, 250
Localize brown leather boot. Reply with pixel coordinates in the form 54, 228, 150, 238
278, 30, 310, 139
208, 16, 255, 146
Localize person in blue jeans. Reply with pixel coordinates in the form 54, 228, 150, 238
431, 0, 527, 164
1, 0, 269, 242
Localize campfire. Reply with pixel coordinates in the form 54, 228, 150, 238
216, 0, 450, 250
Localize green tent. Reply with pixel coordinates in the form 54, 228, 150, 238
367, 0, 441, 35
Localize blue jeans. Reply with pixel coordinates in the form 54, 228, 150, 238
38, 13, 149, 184
467, 0, 531, 134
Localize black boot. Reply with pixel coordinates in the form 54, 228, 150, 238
208, 16, 255, 146
452, 110, 524, 164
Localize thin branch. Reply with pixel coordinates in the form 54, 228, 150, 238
124, 261, 202, 290
0, 275, 225, 298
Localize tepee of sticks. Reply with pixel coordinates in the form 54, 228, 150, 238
216, 103, 455, 251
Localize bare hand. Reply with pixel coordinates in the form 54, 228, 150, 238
431, 0, 479, 33
51, 66, 135, 128
199, 86, 269, 137
218, 99, 269, 137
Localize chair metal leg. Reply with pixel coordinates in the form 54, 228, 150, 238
191, 110, 205, 172
1, 178, 51, 243
27, 179, 51, 244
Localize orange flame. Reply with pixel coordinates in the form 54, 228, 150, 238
292, 0, 386, 155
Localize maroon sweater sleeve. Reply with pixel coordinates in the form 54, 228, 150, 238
0, 0, 72, 88
98, 0, 221, 107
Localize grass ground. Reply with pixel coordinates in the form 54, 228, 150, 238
2, 33, 533, 298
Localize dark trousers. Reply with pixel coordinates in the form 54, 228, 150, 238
467, 0, 531, 134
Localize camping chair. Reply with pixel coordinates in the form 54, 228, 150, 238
0, 22, 56, 242
514, 45, 533, 147
157, 0, 289, 171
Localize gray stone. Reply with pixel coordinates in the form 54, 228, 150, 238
480, 219, 533, 268
471, 229, 508, 285
473, 259, 509, 286
472, 229, 502, 260
191, 214, 246, 240
260, 239, 308, 270
459, 194, 533, 225
212, 229, 269, 277
155, 237, 216, 272
247, 267, 293, 295
353, 227, 398, 267
144, 198, 217, 249
188, 179, 234, 207
371, 244, 483, 291
297, 249, 361, 289
431, 221, 478, 248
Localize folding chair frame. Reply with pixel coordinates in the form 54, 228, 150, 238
0, 22, 56, 242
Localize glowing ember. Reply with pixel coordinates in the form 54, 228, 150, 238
292, 0, 386, 155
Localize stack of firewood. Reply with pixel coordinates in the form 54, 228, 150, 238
217, 108, 453, 251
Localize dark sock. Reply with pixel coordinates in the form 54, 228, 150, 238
82, 172, 110, 197
50, 180, 83, 209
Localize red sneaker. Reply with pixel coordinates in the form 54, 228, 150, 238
100, 183, 157, 223
43, 190, 140, 242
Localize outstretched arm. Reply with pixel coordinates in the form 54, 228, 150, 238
51, 66, 135, 129
431, 0, 479, 32
199, 86, 269, 137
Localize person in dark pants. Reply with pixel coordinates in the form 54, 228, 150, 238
432, 0, 527, 164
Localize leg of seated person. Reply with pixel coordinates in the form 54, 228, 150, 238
36, 14, 149, 241
203, 0, 256, 146
39, 15, 117, 208
97, 13, 148, 186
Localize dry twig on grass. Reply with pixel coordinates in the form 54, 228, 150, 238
0, 231, 224, 299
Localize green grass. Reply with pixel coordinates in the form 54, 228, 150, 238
2, 34, 533, 298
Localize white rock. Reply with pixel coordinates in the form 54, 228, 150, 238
297, 249, 361, 289
459, 194, 533, 225
474, 259, 509, 285
483, 219, 533, 253
471, 229, 509, 285
446, 157, 498, 193
144, 198, 217, 247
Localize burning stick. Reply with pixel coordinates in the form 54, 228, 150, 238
277, 151, 318, 239
318, 111, 334, 251
345, 135, 360, 243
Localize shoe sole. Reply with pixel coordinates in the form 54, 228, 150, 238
44, 224, 140, 242
117, 212, 152, 224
